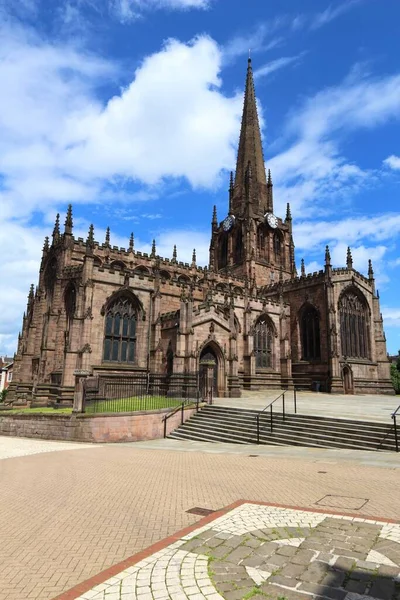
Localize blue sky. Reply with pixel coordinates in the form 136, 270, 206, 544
1, 0, 400, 356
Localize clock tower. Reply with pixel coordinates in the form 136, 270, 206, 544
209, 58, 296, 286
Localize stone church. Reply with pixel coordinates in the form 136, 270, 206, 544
9, 59, 394, 403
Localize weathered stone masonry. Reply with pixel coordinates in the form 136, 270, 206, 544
9, 59, 393, 403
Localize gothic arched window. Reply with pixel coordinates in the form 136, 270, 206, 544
219, 234, 228, 269
339, 290, 370, 359
65, 284, 76, 320
254, 316, 274, 369
257, 225, 268, 260
301, 306, 321, 360
234, 227, 243, 263
274, 232, 281, 257
44, 258, 57, 299
103, 296, 138, 363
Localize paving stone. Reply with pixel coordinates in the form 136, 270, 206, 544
377, 564, 400, 577
299, 582, 347, 599
369, 578, 396, 600
292, 549, 316, 565
256, 542, 280, 557
241, 556, 265, 568
279, 563, 307, 579
300, 561, 330, 584
261, 583, 310, 600
332, 548, 367, 560
344, 579, 368, 594
223, 589, 254, 600
349, 568, 373, 581
333, 557, 355, 571
276, 546, 298, 557
224, 546, 253, 563
243, 537, 263, 549
318, 552, 335, 564
268, 574, 298, 588
264, 553, 289, 568
321, 570, 346, 588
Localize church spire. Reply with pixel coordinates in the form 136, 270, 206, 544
233, 58, 267, 215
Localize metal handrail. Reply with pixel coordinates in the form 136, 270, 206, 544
162, 402, 185, 438
255, 388, 298, 444
391, 402, 400, 452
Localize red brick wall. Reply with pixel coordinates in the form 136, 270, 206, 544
0, 406, 197, 443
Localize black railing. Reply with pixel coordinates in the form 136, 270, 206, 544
392, 403, 400, 452
256, 388, 298, 444
84, 373, 198, 414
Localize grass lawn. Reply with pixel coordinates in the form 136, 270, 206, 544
0, 396, 194, 416
85, 395, 187, 413
1, 407, 73, 415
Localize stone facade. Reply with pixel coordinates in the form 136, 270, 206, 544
9, 59, 394, 403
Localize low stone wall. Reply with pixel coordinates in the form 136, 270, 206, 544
0, 406, 197, 443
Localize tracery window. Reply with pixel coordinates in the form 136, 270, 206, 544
219, 234, 228, 269
301, 306, 321, 360
44, 258, 57, 299
257, 226, 268, 260
234, 227, 243, 263
65, 284, 76, 320
103, 296, 137, 363
254, 316, 274, 369
339, 291, 370, 359
274, 232, 281, 256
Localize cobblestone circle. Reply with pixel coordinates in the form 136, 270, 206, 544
77, 504, 400, 600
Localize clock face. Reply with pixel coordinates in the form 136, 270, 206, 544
265, 213, 278, 229
222, 214, 235, 232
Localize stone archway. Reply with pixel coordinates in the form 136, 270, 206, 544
342, 365, 354, 395
199, 343, 225, 399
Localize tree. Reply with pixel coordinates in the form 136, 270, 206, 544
390, 363, 400, 394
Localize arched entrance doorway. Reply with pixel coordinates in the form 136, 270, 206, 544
199, 344, 222, 400
342, 365, 354, 395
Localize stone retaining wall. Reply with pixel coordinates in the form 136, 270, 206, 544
0, 406, 197, 443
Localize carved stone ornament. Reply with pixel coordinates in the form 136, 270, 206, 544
80, 343, 92, 354
83, 306, 93, 320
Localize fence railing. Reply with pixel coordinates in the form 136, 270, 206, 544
392, 403, 400, 452
83, 373, 199, 414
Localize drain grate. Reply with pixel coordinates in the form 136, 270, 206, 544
316, 494, 369, 510
186, 507, 216, 516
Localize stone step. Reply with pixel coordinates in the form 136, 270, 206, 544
176, 419, 395, 450
168, 406, 397, 452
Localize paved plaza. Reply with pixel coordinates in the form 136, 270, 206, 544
71, 502, 400, 600
0, 433, 399, 600
215, 391, 399, 424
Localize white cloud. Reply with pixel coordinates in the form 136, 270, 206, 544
381, 308, 400, 329
110, 0, 211, 21
0, 24, 242, 219
384, 155, 400, 171
254, 53, 305, 80
269, 70, 400, 217
310, 0, 362, 30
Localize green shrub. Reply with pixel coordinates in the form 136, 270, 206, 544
390, 363, 400, 394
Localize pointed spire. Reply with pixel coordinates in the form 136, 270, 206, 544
368, 259, 374, 279
235, 59, 267, 192
172, 244, 177, 263
86, 224, 94, 247
151, 239, 156, 258
43, 236, 49, 253
105, 227, 110, 247
285, 202, 292, 222
325, 245, 331, 266
346, 246, 353, 269
212, 205, 217, 226
129, 232, 134, 251
192, 248, 197, 267
52, 213, 60, 243
301, 258, 306, 277
28, 283, 34, 304
267, 169, 272, 186
64, 204, 73, 235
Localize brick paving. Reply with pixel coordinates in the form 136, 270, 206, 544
0, 438, 400, 600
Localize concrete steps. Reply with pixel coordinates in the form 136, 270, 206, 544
168, 405, 398, 452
